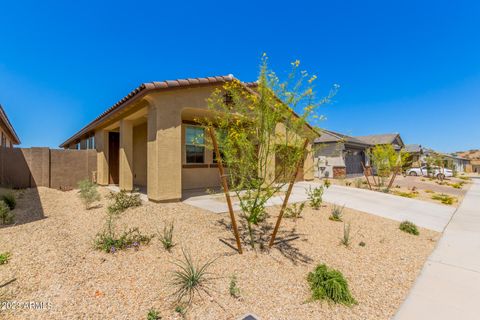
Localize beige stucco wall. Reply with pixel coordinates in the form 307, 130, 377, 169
133, 122, 147, 187
0, 126, 14, 148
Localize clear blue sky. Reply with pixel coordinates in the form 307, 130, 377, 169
1, 0, 479, 152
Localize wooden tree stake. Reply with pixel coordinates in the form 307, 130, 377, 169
361, 161, 372, 190
208, 127, 243, 254
269, 139, 309, 248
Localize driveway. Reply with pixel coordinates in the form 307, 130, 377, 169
183, 181, 456, 232
394, 177, 480, 320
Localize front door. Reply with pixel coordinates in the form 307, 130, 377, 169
108, 132, 120, 184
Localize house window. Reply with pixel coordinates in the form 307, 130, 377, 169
185, 126, 205, 164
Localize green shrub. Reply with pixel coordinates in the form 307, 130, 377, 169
329, 204, 344, 222
431, 193, 456, 205
394, 191, 417, 198
0, 201, 14, 225
107, 190, 142, 214
229, 275, 240, 298
284, 202, 305, 220
78, 179, 101, 209
450, 182, 464, 189
0, 252, 10, 265
399, 221, 419, 235
324, 179, 331, 188
307, 186, 325, 210
340, 222, 351, 247
95, 226, 153, 253
354, 179, 363, 188
171, 249, 215, 305
307, 264, 357, 306
0, 193, 16, 210
158, 221, 175, 252
147, 308, 161, 320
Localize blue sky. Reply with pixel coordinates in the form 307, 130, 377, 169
0, 0, 479, 152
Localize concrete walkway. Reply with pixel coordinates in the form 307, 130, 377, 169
183, 181, 456, 232
394, 177, 480, 320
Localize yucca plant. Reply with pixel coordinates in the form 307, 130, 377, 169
340, 222, 351, 247
329, 204, 345, 222
171, 249, 215, 305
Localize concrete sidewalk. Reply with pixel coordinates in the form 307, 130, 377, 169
183, 181, 456, 232
394, 177, 480, 320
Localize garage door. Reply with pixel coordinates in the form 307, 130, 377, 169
345, 151, 364, 175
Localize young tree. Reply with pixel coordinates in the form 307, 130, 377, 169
368, 144, 409, 189
198, 56, 337, 249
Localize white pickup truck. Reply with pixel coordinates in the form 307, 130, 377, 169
406, 166, 453, 179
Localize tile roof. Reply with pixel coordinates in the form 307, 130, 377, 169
354, 133, 402, 146
0, 104, 20, 145
60, 75, 237, 148
314, 129, 372, 147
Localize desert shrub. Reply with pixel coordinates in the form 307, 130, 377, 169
175, 305, 187, 316
307, 186, 325, 210
459, 176, 471, 181
340, 222, 351, 247
394, 191, 418, 198
431, 193, 456, 205
424, 190, 434, 193
284, 202, 305, 220
147, 308, 161, 320
0, 252, 10, 265
229, 275, 240, 298
354, 179, 363, 188
239, 196, 268, 226
171, 249, 215, 305
358, 241, 366, 247
399, 221, 419, 235
345, 181, 352, 186
324, 179, 331, 188
159, 221, 175, 252
307, 264, 357, 306
450, 182, 464, 189
78, 179, 101, 209
95, 227, 153, 253
0, 193, 16, 210
329, 204, 344, 222
107, 190, 142, 214
0, 201, 14, 225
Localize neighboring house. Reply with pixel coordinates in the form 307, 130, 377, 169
471, 160, 480, 173
0, 104, 21, 148
314, 130, 372, 178
60, 75, 315, 202
354, 133, 405, 151
405, 144, 470, 172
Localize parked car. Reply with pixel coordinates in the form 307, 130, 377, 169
406, 166, 453, 179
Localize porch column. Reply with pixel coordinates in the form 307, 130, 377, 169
147, 100, 182, 202
303, 142, 314, 181
95, 130, 109, 185
119, 120, 134, 191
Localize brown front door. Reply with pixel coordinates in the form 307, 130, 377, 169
108, 132, 120, 184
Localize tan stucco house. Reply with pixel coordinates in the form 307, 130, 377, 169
60, 75, 315, 202
0, 104, 20, 148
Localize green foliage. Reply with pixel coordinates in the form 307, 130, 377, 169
354, 178, 363, 188
329, 204, 344, 222
147, 308, 161, 320
284, 202, 305, 220
307, 186, 325, 210
0, 252, 11, 265
229, 275, 240, 298
0, 200, 14, 225
175, 305, 187, 316
158, 221, 175, 252
368, 145, 409, 187
340, 222, 351, 247
171, 249, 215, 305
431, 193, 456, 205
197, 55, 336, 248
323, 179, 331, 188
394, 191, 418, 198
78, 179, 101, 209
399, 221, 419, 235
307, 264, 357, 306
459, 176, 471, 181
0, 193, 16, 210
107, 190, 142, 214
450, 182, 464, 189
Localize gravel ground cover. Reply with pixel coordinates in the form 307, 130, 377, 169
0, 187, 439, 319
